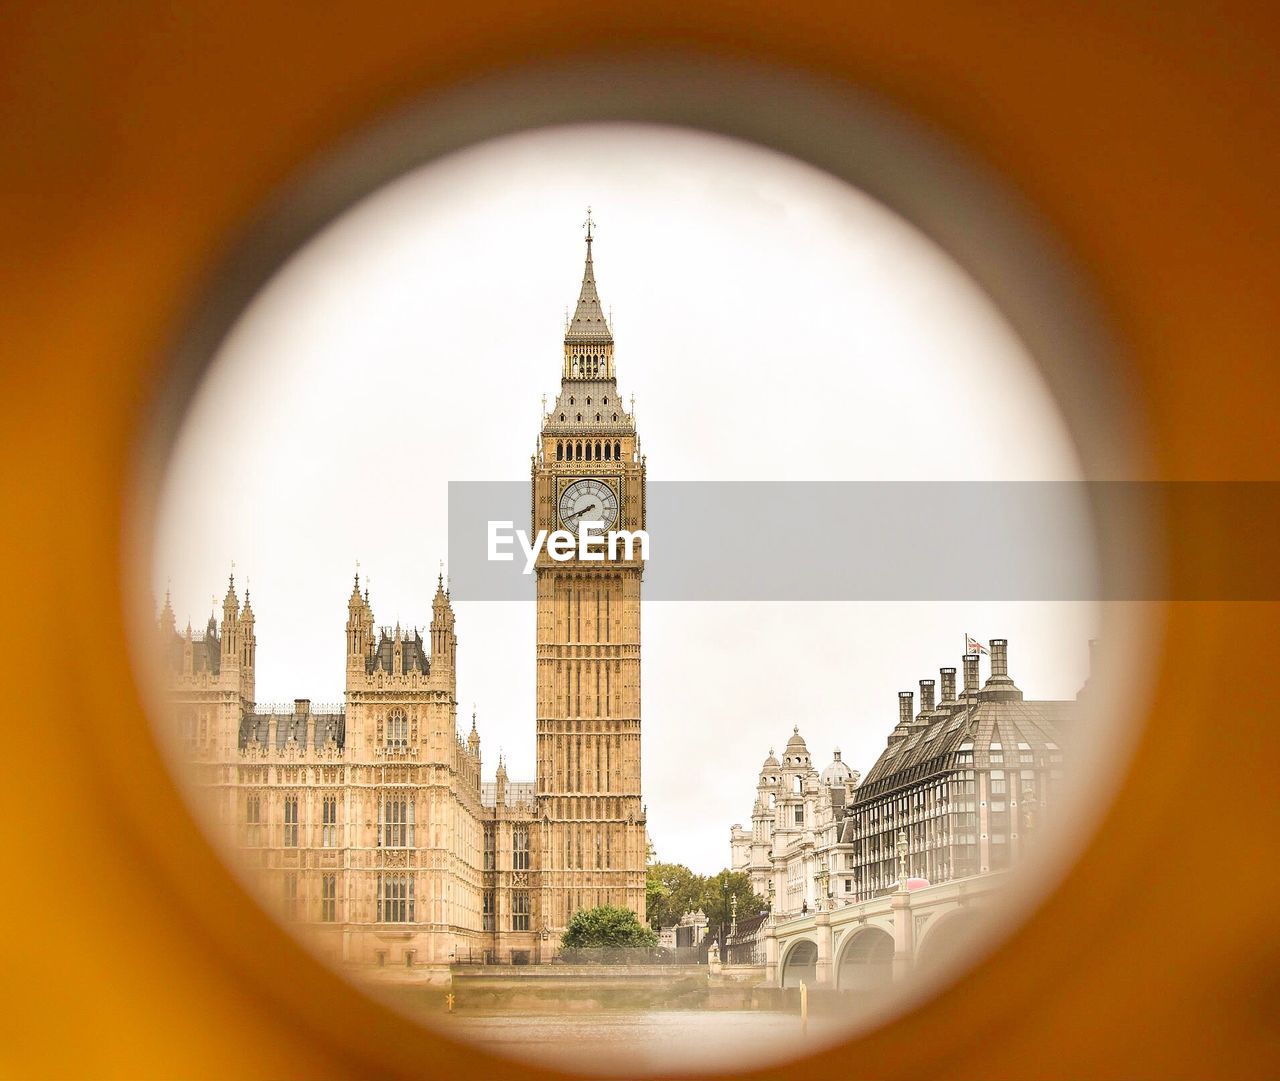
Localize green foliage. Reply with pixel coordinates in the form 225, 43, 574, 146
699, 869, 767, 933
561, 904, 658, 949
645, 862, 704, 930
644, 858, 768, 933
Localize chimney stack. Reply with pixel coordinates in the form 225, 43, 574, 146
990, 638, 1009, 677
898, 691, 914, 727
963, 653, 980, 696
940, 667, 957, 702
919, 679, 935, 713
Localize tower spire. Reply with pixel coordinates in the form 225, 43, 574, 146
565, 210, 612, 345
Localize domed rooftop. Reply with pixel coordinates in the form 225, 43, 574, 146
761, 748, 780, 769
820, 749, 855, 787
784, 726, 808, 751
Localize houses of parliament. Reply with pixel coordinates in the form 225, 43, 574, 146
157, 224, 647, 970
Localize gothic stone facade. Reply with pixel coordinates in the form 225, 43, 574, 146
159, 232, 646, 968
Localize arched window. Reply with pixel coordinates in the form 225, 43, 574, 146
604, 442, 611, 460
595, 413, 601, 422
569, 396, 575, 405
614, 441, 622, 459
576, 413, 582, 423
585, 442, 593, 461
387, 708, 408, 749
556, 442, 563, 461
575, 442, 582, 460
559, 413, 565, 422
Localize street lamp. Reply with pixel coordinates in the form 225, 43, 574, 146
896, 828, 909, 890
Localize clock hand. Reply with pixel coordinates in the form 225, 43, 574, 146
563, 503, 599, 525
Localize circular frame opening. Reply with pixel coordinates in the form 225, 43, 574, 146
124, 51, 1159, 1079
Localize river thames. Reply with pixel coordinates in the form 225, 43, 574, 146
396, 1008, 852, 1074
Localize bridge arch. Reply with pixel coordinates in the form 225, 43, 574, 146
780, 938, 818, 989
835, 926, 894, 992
915, 908, 984, 971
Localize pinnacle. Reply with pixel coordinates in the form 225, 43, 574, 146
565, 230, 612, 344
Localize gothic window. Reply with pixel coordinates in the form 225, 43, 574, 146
283, 872, 299, 919
575, 442, 582, 460
556, 441, 563, 461
283, 795, 299, 847
322, 795, 338, 847
512, 890, 530, 931
586, 397, 591, 404
246, 794, 262, 846
569, 396, 575, 405
585, 442, 592, 461
595, 414, 601, 422
483, 890, 495, 931
387, 708, 408, 749
614, 441, 621, 459
377, 873, 414, 923
612, 413, 618, 423
483, 824, 495, 870
560, 413, 565, 422
604, 442, 611, 460
512, 824, 530, 870
321, 874, 336, 922
576, 413, 582, 423
381, 794, 412, 847
603, 397, 608, 404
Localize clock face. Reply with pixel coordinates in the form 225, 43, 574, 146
558, 478, 619, 532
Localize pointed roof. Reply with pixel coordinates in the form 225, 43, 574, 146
565, 229, 612, 344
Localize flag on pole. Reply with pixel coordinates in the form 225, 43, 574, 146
965, 634, 988, 655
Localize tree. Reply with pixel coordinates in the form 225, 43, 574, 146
645, 861, 704, 930
561, 905, 658, 949
699, 870, 767, 936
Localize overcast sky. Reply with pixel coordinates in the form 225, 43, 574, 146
151, 123, 1099, 874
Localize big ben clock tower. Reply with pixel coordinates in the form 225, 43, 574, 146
533, 215, 647, 935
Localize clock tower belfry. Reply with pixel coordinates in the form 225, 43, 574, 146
533, 218, 647, 935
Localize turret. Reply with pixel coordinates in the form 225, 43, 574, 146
237, 588, 256, 700
159, 588, 176, 638
495, 754, 508, 807
430, 571, 456, 674
220, 573, 239, 661
346, 572, 374, 674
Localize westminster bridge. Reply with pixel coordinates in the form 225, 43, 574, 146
764, 872, 1010, 990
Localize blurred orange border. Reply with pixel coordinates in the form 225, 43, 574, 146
2, 4, 1279, 1079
